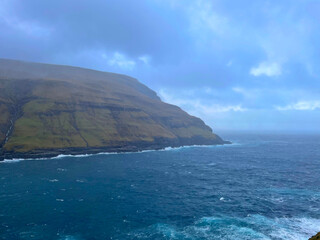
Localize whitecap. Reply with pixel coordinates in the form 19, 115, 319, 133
0, 142, 238, 163
59, 235, 80, 240
1, 158, 23, 163
1, 156, 49, 163
122, 215, 320, 240
57, 168, 67, 172
208, 162, 217, 166
49, 179, 59, 182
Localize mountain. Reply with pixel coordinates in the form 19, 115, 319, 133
0, 59, 228, 160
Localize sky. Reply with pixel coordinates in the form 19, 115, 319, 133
1, 0, 320, 133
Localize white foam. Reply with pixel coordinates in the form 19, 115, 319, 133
1, 142, 237, 163
1, 158, 24, 163
1, 156, 50, 163
269, 217, 320, 240
126, 215, 320, 240
57, 168, 67, 172
49, 179, 59, 182
208, 162, 217, 166
59, 235, 79, 240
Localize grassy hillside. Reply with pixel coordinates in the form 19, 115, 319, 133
0, 59, 226, 158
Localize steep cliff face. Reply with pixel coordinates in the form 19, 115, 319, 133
0, 59, 227, 160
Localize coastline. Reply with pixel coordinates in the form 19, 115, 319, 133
0, 140, 232, 162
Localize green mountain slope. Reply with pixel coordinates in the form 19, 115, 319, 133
0, 59, 227, 160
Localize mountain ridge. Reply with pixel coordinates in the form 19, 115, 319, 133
0, 59, 229, 160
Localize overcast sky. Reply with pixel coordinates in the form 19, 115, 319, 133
1, 0, 320, 132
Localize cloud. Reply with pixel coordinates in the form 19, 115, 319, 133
138, 55, 151, 65
250, 62, 282, 77
276, 101, 320, 111
1, 15, 51, 37
107, 52, 136, 70
1, 0, 320, 130
158, 89, 247, 115
105, 52, 151, 70
0, 0, 191, 65
187, 0, 229, 37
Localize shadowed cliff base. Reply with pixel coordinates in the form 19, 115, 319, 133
0, 59, 229, 161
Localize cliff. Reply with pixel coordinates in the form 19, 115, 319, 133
0, 59, 228, 160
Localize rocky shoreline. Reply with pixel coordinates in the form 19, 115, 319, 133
0, 139, 232, 161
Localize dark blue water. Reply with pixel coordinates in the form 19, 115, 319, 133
1, 134, 320, 239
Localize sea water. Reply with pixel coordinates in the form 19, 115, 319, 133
0, 133, 319, 239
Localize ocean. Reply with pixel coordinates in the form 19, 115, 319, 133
1, 133, 320, 239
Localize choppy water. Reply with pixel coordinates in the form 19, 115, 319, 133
1, 133, 320, 239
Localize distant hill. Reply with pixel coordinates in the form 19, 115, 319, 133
0, 59, 228, 160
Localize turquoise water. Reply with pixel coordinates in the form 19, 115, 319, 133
1, 134, 320, 239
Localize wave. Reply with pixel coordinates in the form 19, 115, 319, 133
59, 235, 82, 240
1, 142, 238, 163
122, 215, 320, 240
0, 157, 49, 163
163, 142, 240, 151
